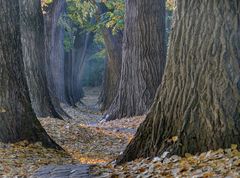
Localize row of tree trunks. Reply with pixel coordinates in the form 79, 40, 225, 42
104, 0, 166, 121
97, 3, 123, 112
44, 0, 71, 119
117, 0, 240, 164
19, 0, 59, 118
64, 28, 93, 106
0, 0, 61, 149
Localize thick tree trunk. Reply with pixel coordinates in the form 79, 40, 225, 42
0, 0, 61, 149
104, 0, 166, 120
99, 30, 123, 111
44, 0, 71, 119
117, 0, 240, 164
97, 3, 123, 112
99, 30, 123, 112
19, 0, 59, 118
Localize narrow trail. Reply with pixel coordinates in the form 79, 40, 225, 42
32, 87, 144, 178
61, 87, 103, 125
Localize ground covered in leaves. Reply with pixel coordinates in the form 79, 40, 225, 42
0, 87, 144, 177
0, 141, 76, 177
92, 145, 240, 177
1, 87, 240, 177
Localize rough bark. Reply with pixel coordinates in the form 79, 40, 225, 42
117, 0, 240, 164
104, 0, 166, 120
44, 0, 71, 119
99, 30, 123, 111
0, 0, 61, 149
97, 3, 123, 112
19, 0, 59, 118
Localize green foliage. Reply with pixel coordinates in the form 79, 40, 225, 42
41, 0, 53, 7
67, 0, 97, 28
66, 0, 124, 34
58, 15, 77, 51
167, 0, 175, 11
103, 0, 125, 33
60, 0, 174, 53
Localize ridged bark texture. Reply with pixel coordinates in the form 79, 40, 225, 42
44, 0, 66, 102
99, 30, 123, 111
105, 0, 166, 120
44, 0, 71, 119
19, 0, 59, 118
0, 0, 61, 149
117, 0, 240, 164
97, 3, 123, 112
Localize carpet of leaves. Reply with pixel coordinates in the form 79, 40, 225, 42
1, 87, 240, 177
0, 115, 140, 177
39, 117, 133, 164
2, 113, 240, 177
92, 145, 240, 177
0, 141, 75, 177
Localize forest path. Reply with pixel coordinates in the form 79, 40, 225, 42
0, 87, 144, 177
31, 164, 91, 178
61, 87, 103, 125
31, 87, 144, 177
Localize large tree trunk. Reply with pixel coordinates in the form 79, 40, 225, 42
117, 0, 240, 164
19, 0, 59, 118
97, 3, 123, 112
104, 0, 166, 120
44, 0, 71, 119
99, 30, 123, 111
0, 0, 60, 149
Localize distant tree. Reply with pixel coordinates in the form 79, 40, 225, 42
63, 0, 123, 110
117, 0, 240, 164
104, 0, 166, 121
0, 0, 60, 148
64, 27, 93, 106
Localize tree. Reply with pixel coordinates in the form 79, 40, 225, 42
44, 0, 71, 119
44, 0, 66, 102
117, 0, 240, 164
104, 0, 166, 121
19, 0, 60, 118
97, 3, 123, 112
0, 0, 60, 149
64, 27, 93, 106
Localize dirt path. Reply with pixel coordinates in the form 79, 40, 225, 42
31, 87, 144, 178
61, 87, 103, 125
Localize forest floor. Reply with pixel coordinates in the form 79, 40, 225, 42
1, 87, 240, 177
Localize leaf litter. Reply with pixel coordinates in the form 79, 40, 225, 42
91, 145, 240, 177
1, 114, 240, 177
1, 87, 240, 177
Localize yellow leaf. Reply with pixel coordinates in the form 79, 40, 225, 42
110, 174, 119, 178
185, 153, 192, 158
138, 167, 146, 173
0, 108, 6, 113
203, 172, 214, 178
231, 144, 238, 150
172, 136, 178, 142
